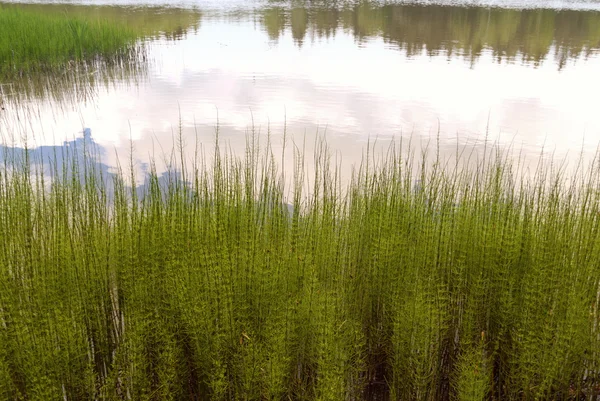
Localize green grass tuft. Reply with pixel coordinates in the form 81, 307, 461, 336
0, 6, 142, 78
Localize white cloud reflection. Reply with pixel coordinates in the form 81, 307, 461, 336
3, 17, 600, 179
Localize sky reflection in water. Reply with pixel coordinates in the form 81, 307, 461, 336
1, 1, 599, 179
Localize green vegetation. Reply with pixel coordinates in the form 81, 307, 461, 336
6, 3, 202, 41
0, 2, 202, 105
1, 133, 599, 400
0, 6, 142, 78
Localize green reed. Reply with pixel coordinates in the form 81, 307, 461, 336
0, 132, 599, 400
0, 6, 142, 79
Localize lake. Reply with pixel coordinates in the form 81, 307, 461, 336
1, 0, 600, 180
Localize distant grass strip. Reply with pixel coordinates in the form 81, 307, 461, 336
0, 6, 142, 77
0, 134, 599, 400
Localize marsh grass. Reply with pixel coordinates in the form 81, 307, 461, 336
0, 132, 599, 400
0, 6, 143, 79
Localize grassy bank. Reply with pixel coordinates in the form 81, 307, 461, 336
0, 6, 142, 78
9, 3, 202, 41
0, 136, 599, 400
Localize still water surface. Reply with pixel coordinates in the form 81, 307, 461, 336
1, 0, 600, 177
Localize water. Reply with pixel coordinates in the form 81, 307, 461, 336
1, 0, 600, 179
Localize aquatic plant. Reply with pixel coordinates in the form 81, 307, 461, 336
0, 6, 143, 79
0, 132, 599, 400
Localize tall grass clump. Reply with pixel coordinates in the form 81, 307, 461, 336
0, 131, 599, 400
0, 6, 143, 79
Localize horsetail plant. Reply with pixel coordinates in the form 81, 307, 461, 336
0, 130, 599, 400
